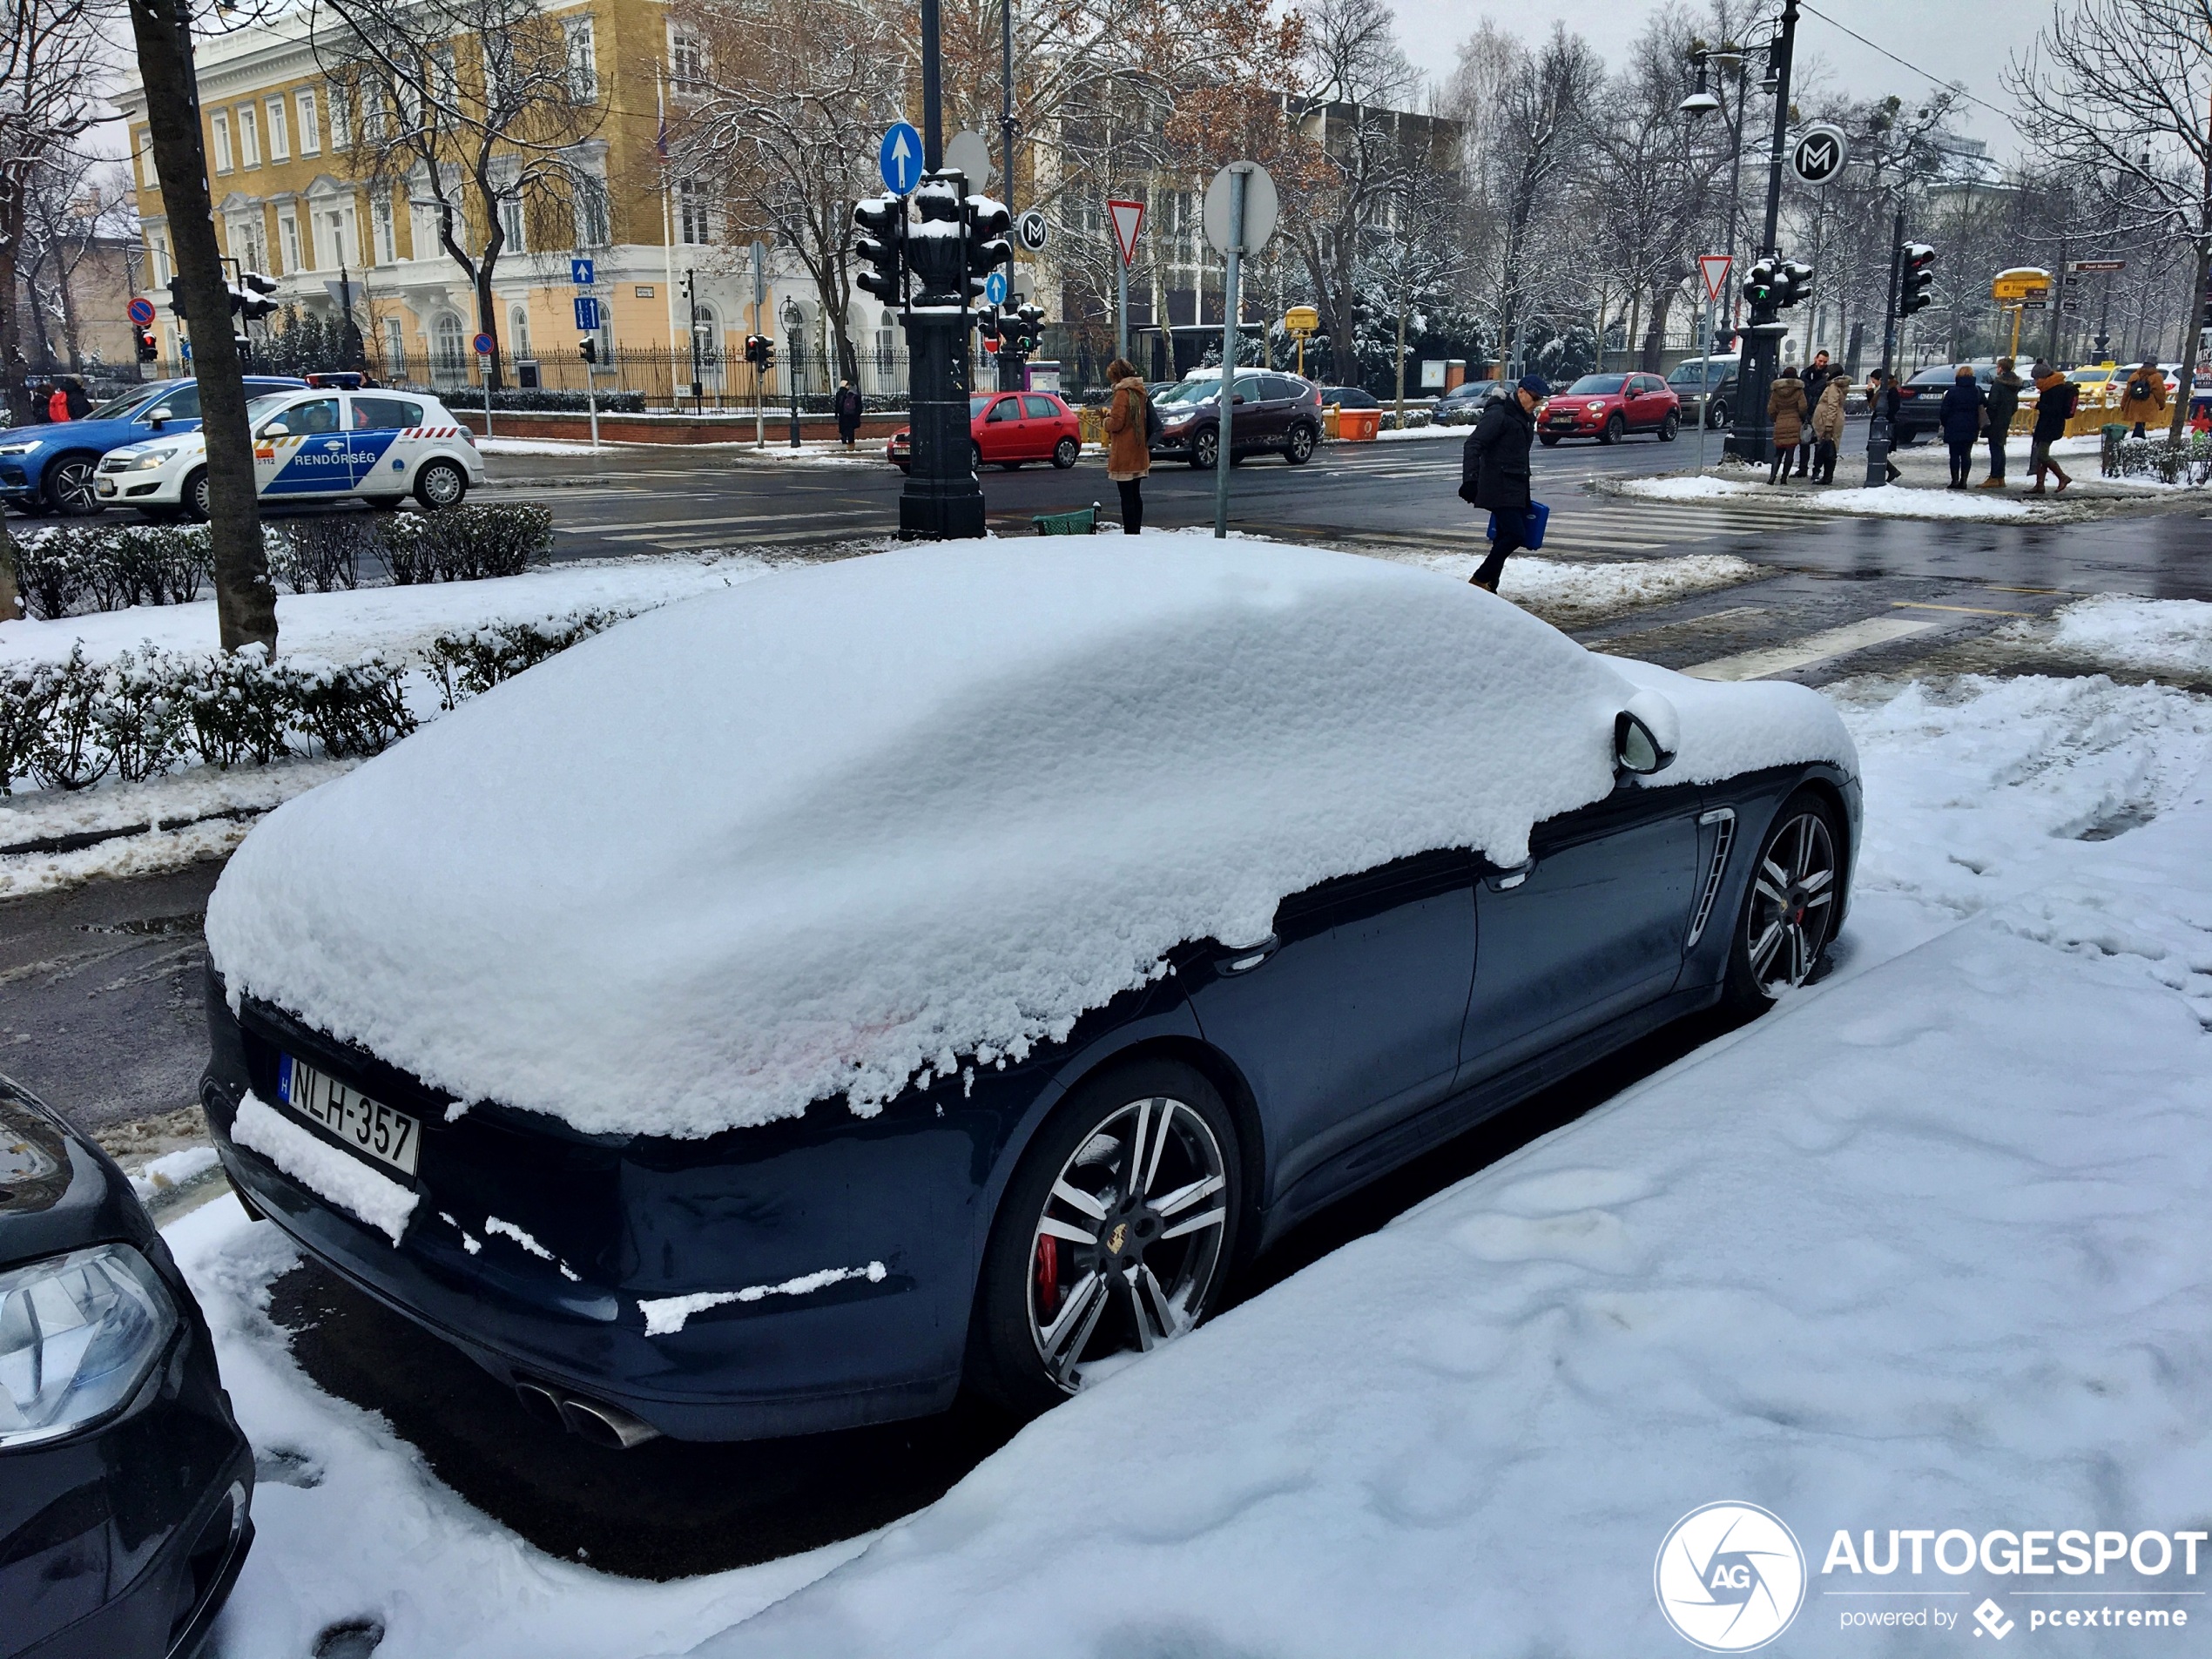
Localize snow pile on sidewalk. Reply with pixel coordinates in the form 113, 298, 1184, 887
204, 536, 1853, 1139
1399, 549, 1758, 621
1620, 472, 2043, 519
685, 671, 2212, 1657
2038, 594, 2212, 681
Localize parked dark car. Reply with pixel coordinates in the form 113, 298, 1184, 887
1893, 361, 1995, 447
0, 376, 307, 517
1150, 371, 1325, 467
1435, 379, 1505, 421
1318, 386, 1379, 408
1665, 357, 1740, 429
196, 542, 1859, 1444
1539, 372, 1682, 445
1, 1077, 253, 1659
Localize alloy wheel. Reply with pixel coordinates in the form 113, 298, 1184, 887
1743, 811, 1837, 998
417, 462, 463, 508
1026, 1094, 1230, 1393
1052, 436, 1078, 469
1658, 412, 1679, 442
1285, 425, 1315, 463
1192, 429, 1217, 469
1602, 415, 1625, 445
183, 471, 211, 522
48, 457, 100, 516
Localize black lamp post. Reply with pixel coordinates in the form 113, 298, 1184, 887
1725, 1, 1800, 465
782, 297, 805, 448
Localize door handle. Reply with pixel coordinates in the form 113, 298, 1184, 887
1484, 860, 1536, 892
1216, 934, 1279, 974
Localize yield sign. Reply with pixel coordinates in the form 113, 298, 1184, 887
1107, 198, 1144, 267
1697, 253, 1733, 302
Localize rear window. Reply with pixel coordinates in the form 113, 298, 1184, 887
352, 396, 424, 429
1906, 367, 1957, 387
1022, 395, 1058, 419
1565, 374, 1628, 395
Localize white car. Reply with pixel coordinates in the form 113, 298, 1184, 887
96, 388, 482, 520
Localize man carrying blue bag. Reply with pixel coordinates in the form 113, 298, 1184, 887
1460, 374, 1548, 592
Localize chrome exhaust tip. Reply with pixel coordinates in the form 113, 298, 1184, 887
512, 1380, 566, 1432
556, 1394, 662, 1450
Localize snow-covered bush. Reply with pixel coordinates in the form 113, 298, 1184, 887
425, 609, 631, 709
267, 518, 368, 593
2101, 428, 2212, 485
380, 503, 552, 584
14, 525, 212, 617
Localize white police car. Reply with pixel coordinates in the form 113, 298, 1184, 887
96, 388, 482, 520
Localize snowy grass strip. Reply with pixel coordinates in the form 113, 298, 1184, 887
230, 1091, 419, 1245
639, 1262, 888, 1337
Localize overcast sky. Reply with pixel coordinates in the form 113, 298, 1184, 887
1387, 0, 2041, 163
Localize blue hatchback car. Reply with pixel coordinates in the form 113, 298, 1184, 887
1, 376, 304, 517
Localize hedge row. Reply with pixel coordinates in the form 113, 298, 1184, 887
482, 388, 648, 415
2101, 429, 2212, 486
0, 607, 628, 796
10, 506, 554, 620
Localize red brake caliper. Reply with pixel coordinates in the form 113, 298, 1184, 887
1036, 1234, 1059, 1321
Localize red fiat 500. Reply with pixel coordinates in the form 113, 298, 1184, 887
889, 390, 1082, 472
1538, 372, 1682, 446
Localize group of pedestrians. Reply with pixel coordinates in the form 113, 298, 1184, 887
1763, 351, 1848, 484
30, 376, 89, 422
1927, 357, 2078, 494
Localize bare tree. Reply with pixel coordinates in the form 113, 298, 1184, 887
1, 0, 111, 425
2008, 0, 2212, 443
314, 0, 609, 389
16, 149, 135, 371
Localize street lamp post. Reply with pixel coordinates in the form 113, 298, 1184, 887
783, 298, 805, 448
1727, 0, 1801, 466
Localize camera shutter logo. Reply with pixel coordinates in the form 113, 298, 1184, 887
1655, 1501, 1807, 1652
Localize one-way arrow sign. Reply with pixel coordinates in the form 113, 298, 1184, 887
880, 122, 922, 194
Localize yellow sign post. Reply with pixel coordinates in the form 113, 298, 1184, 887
1284, 306, 1319, 377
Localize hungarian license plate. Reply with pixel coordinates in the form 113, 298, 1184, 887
277, 1055, 420, 1177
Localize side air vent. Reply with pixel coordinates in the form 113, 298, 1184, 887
1685, 806, 1737, 950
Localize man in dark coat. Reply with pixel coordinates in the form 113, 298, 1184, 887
1460, 374, 1545, 593
1981, 357, 2022, 487
833, 379, 863, 449
1793, 350, 1833, 476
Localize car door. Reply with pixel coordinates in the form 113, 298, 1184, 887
1021, 395, 1062, 456
1458, 778, 1704, 1087
1183, 849, 1478, 1204
980, 395, 1022, 462
1625, 375, 1656, 429
136, 382, 202, 435
256, 396, 351, 496
345, 394, 424, 492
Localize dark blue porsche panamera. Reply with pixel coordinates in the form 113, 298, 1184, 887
198, 543, 1860, 1445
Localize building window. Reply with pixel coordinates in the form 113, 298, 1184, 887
298, 88, 321, 154
497, 189, 524, 252
671, 29, 704, 87
323, 207, 353, 269
509, 302, 531, 357
691, 301, 719, 362
280, 210, 303, 273
573, 173, 610, 246
876, 312, 896, 374
232, 219, 269, 277
382, 317, 406, 374
373, 193, 395, 263
238, 105, 260, 167
433, 313, 465, 371
678, 177, 710, 245
151, 233, 172, 286
327, 84, 350, 149
136, 129, 157, 189
211, 111, 233, 173
266, 97, 289, 160
432, 48, 457, 110
563, 19, 597, 102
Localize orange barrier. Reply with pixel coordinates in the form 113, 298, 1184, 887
1338, 408, 1382, 442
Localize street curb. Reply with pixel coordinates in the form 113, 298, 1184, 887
1588, 471, 2128, 523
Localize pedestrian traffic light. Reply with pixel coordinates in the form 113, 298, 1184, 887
238, 272, 280, 322
1742, 258, 1777, 309
744, 333, 776, 368
962, 194, 1012, 307
1774, 260, 1815, 309
579, 337, 597, 363
135, 326, 158, 362
1899, 243, 1936, 316
853, 194, 907, 307
976, 309, 1001, 348
1002, 303, 1044, 357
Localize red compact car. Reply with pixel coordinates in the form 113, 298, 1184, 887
1538, 372, 1682, 446
889, 390, 1082, 472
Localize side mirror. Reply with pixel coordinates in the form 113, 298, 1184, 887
259, 421, 290, 438
1614, 688, 1681, 776
145, 408, 172, 427
1232, 395, 1246, 405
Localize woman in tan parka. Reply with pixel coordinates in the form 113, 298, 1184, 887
1810, 374, 1847, 483
1766, 366, 1808, 484
1103, 358, 1151, 534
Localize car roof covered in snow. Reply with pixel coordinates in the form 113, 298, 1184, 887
205, 536, 1853, 1139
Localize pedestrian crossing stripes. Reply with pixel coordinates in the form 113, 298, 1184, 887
1326, 496, 1811, 559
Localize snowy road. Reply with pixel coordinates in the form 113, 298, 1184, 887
144, 660, 2212, 1659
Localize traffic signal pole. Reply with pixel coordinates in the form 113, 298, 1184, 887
1726, 0, 1799, 466
1864, 210, 1905, 487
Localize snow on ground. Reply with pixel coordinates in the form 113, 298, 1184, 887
0, 553, 773, 667
126, 1143, 220, 1202
2032, 594, 2212, 681
1372, 421, 1464, 442
1619, 472, 2046, 519
201, 536, 1851, 1139
474, 437, 619, 456
1393, 548, 1758, 621
178, 668, 2212, 1657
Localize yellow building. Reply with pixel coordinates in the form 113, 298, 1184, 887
113, 2, 843, 401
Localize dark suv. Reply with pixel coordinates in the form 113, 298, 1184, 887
1150, 372, 1324, 468
1892, 361, 1995, 447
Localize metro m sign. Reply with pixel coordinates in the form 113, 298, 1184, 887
1790, 123, 1848, 186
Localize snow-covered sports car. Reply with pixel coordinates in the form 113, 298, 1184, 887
95, 388, 482, 520
197, 538, 1859, 1444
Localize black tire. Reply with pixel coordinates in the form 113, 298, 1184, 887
44, 454, 103, 516
971, 441, 984, 473
1601, 414, 1625, 446
1538, 434, 1561, 447
10, 498, 53, 517
1051, 436, 1078, 469
1658, 411, 1680, 442
895, 462, 911, 474
363, 496, 405, 513
1707, 399, 1730, 430
1722, 791, 1844, 1013
1285, 423, 1316, 464
1190, 428, 1218, 469
414, 459, 467, 509
968, 1057, 1242, 1419
179, 469, 211, 523
1894, 428, 1922, 448
136, 506, 182, 523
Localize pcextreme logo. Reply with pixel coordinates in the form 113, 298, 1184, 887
1655, 1501, 1809, 1652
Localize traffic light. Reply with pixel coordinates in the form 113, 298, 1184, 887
238, 272, 280, 322
579, 337, 597, 363
135, 326, 158, 362
1002, 303, 1043, 357
743, 334, 776, 368
1774, 260, 1814, 308
963, 194, 1011, 307
165, 276, 188, 318
1899, 243, 1936, 316
853, 194, 907, 307
1742, 258, 1777, 310
976, 308, 1001, 350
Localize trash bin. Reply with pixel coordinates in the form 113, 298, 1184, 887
1339, 408, 1382, 441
